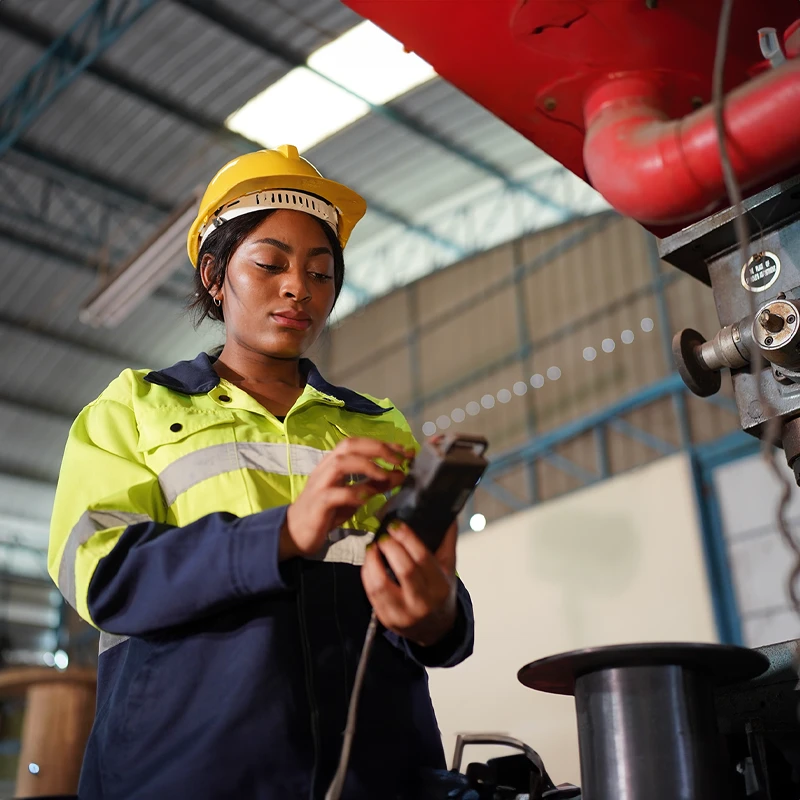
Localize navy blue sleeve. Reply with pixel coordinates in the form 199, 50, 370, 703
383, 578, 474, 668
87, 505, 291, 635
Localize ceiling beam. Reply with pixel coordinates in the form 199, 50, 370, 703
0, 223, 188, 304
0, 314, 139, 366
175, 0, 572, 218
0, 4, 464, 258
0, 392, 75, 424
13, 140, 172, 213
0, 0, 163, 159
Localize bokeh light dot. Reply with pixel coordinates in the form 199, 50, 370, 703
621, 329, 635, 344
497, 389, 512, 404
583, 347, 597, 362
530, 374, 545, 389
469, 513, 487, 532
465, 401, 481, 416
481, 394, 496, 409
422, 421, 436, 436
436, 414, 451, 430
602, 338, 616, 353
451, 408, 466, 423
547, 366, 562, 381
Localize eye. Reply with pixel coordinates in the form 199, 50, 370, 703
256, 263, 283, 273
310, 272, 333, 283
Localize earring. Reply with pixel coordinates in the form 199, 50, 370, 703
213, 296, 222, 307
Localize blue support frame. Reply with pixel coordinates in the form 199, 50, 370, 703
0, 0, 163, 160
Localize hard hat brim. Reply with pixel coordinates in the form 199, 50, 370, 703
187, 173, 366, 267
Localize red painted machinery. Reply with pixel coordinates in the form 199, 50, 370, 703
344, 1, 799, 234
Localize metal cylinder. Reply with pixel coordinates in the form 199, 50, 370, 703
780, 415, 800, 486
697, 321, 750, 372
575, 665, 726, 800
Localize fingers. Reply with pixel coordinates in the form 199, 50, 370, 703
361, 541, 403, 609
376, 533, 428, 597
362, 533, 457, 644
318, 452, 406, 490
383, 522, 434, 567
332, 437, 414, 467
434, 522, 458, 575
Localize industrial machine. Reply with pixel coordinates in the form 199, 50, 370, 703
341, 2, 800, 797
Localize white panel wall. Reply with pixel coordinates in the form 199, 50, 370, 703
428, 453, 718, 785
713, 453, 800, 647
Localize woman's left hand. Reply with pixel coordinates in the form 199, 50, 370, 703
361, 521, 458, 647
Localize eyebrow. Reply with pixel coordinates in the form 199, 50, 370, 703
254, 238, 333, 258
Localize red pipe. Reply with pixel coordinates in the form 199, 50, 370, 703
582, 58, 800, 225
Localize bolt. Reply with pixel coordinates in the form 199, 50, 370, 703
760, 310, 785, 333
776, 371, 784, 378
778, 292, 787, 300
765, 336, 774, 345
789, 315, 796, 325
543, 97, 557, 112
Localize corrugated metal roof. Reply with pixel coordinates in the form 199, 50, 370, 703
0, 0, 595, 561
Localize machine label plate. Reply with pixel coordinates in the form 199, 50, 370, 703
741, 252, 781, 292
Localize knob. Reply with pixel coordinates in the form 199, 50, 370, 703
672, 328, 722, 397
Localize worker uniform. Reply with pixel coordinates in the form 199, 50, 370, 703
48, 352, 474, 800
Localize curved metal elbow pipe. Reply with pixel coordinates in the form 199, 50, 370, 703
582, 58, 800, 225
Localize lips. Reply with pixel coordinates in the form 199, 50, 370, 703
271, 312, 312, 331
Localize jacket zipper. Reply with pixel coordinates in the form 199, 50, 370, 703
297, 562, 322, 799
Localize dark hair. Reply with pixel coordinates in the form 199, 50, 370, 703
188, 209, 345, 326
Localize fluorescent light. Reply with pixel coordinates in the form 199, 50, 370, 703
80, 197, 197, 328
226, 21, 437, 153
308, 21, 436, 105
226, 68, 368, 153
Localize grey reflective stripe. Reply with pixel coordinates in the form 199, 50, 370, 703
158, 441, 330, 507
58, 510, 152, 609
99, 632, 129, 655
308, 527, 375, 566
289, 444, 328, 474
158, 442, 241, 507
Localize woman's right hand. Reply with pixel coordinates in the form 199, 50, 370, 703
279, 438, 413, 560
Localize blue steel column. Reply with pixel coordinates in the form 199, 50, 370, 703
643, 230, 692, 448
512, 236, 539, 505
406, 283, 424, 429
688, 451, 745, 644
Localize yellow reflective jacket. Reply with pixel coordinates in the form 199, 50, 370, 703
48, 352, 474, 799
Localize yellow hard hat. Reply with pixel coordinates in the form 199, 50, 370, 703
187, 144, 367, 267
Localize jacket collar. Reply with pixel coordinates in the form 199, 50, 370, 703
144, 352, 390, 416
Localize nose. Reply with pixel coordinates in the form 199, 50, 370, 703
280, 266, 311, 303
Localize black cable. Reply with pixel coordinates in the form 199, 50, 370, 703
711, 0, 800, 616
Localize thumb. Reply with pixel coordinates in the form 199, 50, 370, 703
435, 521, 458, 575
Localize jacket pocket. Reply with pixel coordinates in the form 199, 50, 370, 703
136, 410, 237, 453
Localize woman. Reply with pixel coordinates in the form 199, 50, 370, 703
48, 145, 474, 800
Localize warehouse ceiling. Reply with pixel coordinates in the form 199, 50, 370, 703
0, 0, 606, 649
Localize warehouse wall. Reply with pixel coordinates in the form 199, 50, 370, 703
713, 453, 800, 647
314, 212, 740, 519
426, 452, 718, 785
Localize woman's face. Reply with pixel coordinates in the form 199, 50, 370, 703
207, 210, 337, 359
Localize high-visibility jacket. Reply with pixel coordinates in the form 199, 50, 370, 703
48, 352, 474, 800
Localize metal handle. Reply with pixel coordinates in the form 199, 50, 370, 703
450, 732, 545, 775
